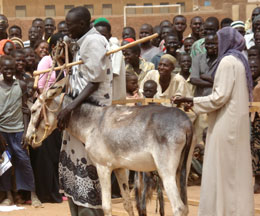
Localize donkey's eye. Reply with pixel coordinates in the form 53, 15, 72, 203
31, 110, 36, 114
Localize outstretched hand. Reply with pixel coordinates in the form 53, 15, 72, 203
57, 106, 72, 131
171, 97, 194, 111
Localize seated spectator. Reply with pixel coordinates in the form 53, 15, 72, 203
126, 70, 139, 99
142, 80, 157, 98
140, 54, 191, 106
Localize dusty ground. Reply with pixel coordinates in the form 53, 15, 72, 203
1, 186, 260, 216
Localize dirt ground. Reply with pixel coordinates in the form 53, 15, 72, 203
1, 186, 260, 216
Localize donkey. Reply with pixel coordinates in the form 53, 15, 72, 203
26, 82, 193, 216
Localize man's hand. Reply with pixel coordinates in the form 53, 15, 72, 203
57, 106, 73, 131
21, 133, 28, 149
171, 96, 193, 106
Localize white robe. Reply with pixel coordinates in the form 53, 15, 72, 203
193, 55, 254, 216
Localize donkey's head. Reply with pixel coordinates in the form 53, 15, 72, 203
26, 79, 65, 148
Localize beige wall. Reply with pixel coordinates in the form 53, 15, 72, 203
2, 0, 193, 18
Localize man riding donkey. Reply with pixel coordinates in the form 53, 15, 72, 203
56, 6, 112, 216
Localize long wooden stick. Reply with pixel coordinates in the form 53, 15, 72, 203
33, 33, 159, 77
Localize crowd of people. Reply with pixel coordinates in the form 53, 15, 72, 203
0, 4, 259, 216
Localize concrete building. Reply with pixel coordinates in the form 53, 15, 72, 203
1, 0, 260, 40
0, 0, 193, 18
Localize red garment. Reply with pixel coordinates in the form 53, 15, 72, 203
0, 39, 14, 55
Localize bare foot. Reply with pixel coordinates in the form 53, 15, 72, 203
31, 192, 43, 208
0, 198, 14, 206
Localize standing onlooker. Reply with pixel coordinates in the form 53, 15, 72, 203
32, 18, 44, 40
151, 25, 161, 47
139, 24, 160, 62
44, 17, 56, 41
0, 14, 8, 40
230, 21, 246, 36
0, 55, 41, 207
57, 21, 68, 36
250, 57, 260, 193
94, 21, 126, 100
122, 27, 136, 40
220, 17, 233, 28
8, 25, 22, 39
173, 27, 254, 216
172, 15, 187, 49
23, 26, 40, 48
190, 16, 204, 41
245, 14, 260, 49
191, 17, 219, 58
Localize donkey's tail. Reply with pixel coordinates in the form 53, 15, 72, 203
179, 125, 193, 205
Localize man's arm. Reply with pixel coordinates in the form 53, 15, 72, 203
190, 77, 213, 88
57, 82, 99, 130
20, 80, 30, 148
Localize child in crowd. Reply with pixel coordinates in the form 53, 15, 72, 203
254, 31, 260, 47
142, 80, 157, 98
0, 55, 41, 206
183, 37, 195, 55
248, 45, 260, 60
179, 53, 195, 96
23, 47, 37, 77
249, 57, 260, 193
11, 49, 29, 80
126, 70, 139, 99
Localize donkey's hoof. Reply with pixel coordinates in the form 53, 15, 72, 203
174, 205, 188, 216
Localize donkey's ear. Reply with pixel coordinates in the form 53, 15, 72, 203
46, 77, 67, 99
46, 85, 63, 99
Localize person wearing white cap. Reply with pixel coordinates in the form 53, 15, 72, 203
231, 20, 245, 36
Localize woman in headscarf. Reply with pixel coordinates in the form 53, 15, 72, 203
173, 27, 254, 216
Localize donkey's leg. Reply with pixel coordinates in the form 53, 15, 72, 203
154, 149, 187, 216
114, 168, 135, 216
96, 164, 112, 216
157, 178, 165, 216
